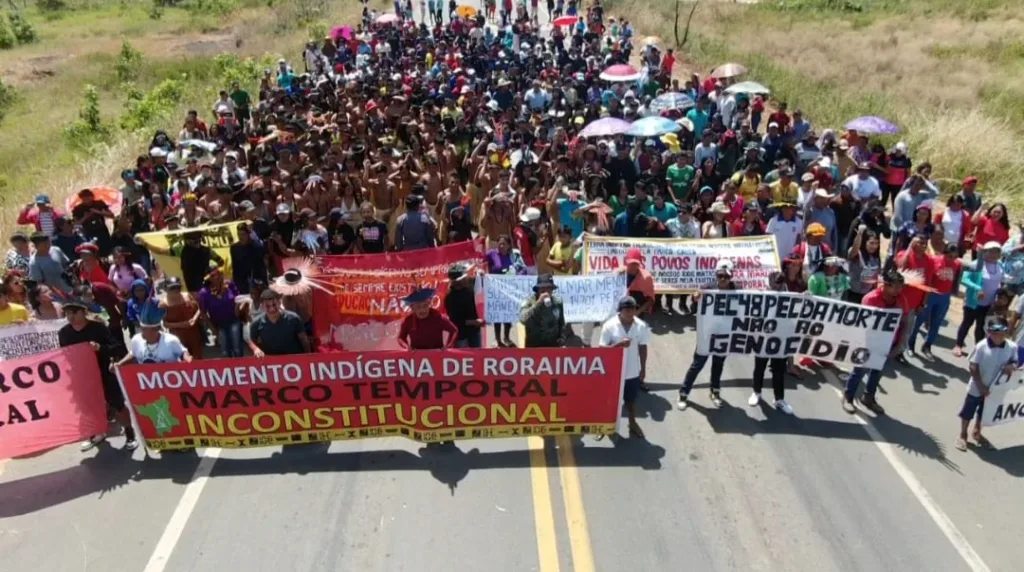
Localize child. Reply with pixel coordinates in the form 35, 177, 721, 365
124, 278, 153, 337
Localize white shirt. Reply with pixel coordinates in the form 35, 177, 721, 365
599, 315, 651, 380
942, 208, 963, 246
693, 142, 718, 167
130, 332, 187, 364
842, 174, 882, 202
524, 88, 551, 111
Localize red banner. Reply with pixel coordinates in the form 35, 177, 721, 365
310, 240, 484, 350
0, 344, 108, 460
117, 347, 625, 449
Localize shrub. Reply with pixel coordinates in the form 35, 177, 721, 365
183, 0, 238, 17
64, 85, 112, 150
36, 0, 68, 12
0, 18, 15, 50
120, 77, 185, 131
114, 40, 144, 83
0, 79, 15, 126
148, 0, 165, 19
8, 12, 37, 44
215, 52, 276, 88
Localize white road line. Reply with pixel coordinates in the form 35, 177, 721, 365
821, 371, 991, 572
142, 448, 222, 572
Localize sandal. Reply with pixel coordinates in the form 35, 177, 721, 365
973, 435, 995, 450
954, 437, 967, 452
952, 346, 964, 358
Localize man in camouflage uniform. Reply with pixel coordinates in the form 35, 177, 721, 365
519, 274, 566, 348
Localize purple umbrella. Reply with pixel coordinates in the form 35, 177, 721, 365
331, 26, 354, 41
579, 117, 633, 138
845, 116, 899, 135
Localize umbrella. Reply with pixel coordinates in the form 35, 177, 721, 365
676, 117, 695, 132
710, 62, 748, 79
628, 116, 682, 137
647, 92, 695, 114
375, 13, 400, 25
330, 25, 354, 41
724, 81, 770, 95
66, 186, 123, 217
845, 116, 900, 135
455, 4, 477, 18
510, 149, 539, 169
552, 15, 577, 27
599, 64, 642, 82
579, 117, 633, 138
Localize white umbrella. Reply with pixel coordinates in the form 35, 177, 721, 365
725, 81, 771, 95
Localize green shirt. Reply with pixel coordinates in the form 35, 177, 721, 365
643, 79, 661, 99
808, 272, 850, 300
229, 89, 251, 110
519, 295, 566, 348
666, 164, 696, 198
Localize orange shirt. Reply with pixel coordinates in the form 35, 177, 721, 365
626, 268, 656, 300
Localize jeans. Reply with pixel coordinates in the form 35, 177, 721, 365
909, 292, 951, 349
679, 352, 726, 395
844, 366, 883, 402
753, 357, 786, 400
217, 320, 244, 358
955, 305, 990, 347
455, 329, 482, 348
493, 323, 512, 343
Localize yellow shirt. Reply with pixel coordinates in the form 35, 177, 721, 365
548, 242, 573, 275
731, 172, 761, 200
770, 180, 799, 204
0, 303, 29, 326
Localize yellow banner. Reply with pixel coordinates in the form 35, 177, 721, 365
137, 222, 241, 291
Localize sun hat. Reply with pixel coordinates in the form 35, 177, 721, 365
403, 286, 437, 304
660, 133, 681, 153
982, 241, 1002, 251
710, 201, 731, 214
801, 172, 816, 182
813, 189, 833, 199
807, 222, 827, 236
532, 273, 558, 292
520, 207, 542, 223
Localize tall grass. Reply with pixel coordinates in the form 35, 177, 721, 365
606, 0, 1024, 209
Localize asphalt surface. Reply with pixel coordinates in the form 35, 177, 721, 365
4, 8, 1023, 572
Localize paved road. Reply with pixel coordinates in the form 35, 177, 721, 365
4, 7, 1023, 572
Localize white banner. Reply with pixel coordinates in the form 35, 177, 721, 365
0, 320, 66, 361
981, 372, 1024, 426
695, 290, 901, 370
583, 235, 780, 293
483, 274, 627, 324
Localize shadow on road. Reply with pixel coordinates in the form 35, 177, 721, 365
974, 443, 1024, 477
684, 399, 961, 474
0, 436, 667, 513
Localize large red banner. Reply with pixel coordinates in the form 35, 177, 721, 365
0, 344, 108, 460
117, 347, 625, 450
310, 240, 484, 351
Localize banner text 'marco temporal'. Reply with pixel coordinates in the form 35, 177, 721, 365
696, 290, 901, 370
118, 348, 624, 449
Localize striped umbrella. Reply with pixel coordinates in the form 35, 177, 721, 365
647, 92, 695, 114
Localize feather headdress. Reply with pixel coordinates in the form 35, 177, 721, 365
271, 258, 334, 297
138, 300, 167, 328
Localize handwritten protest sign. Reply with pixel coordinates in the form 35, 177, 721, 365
696, 290, 901, 370
982, 371, 1024, 427
0, 344, 108, 460
483, 274, 626, 323
583, 235, 780, 293
0, 320, 66, 362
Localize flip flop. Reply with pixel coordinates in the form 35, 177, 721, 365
973, 435, 995, 450
954, 437, 967, 452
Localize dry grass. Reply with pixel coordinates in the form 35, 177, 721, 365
607, 0, 1024, 210
0, 0, 386, 238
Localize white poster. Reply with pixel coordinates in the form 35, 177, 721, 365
695, 290, 901, 370
483, 274, 627, 324
583, 235, 780, 293
981, 372, 1024, 427
0, 320, 66, 362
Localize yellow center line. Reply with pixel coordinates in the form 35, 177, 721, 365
555, 435, 597, 572
529, 436, 562, 572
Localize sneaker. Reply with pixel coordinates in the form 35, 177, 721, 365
894, 354, 909, 366
841, 397, 856, 414
676, 393, 689, 410
921, 345, 933, 358
79, 435, 106, 452
709, 390, 723, 407
859, 395, 886, 415
747, 392, 761, 407
774, 399, 793, 415
124, 439, 140, 451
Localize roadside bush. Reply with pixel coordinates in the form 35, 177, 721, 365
148, 0, 165, 19
36, 0, 68, 12
215, 52, 275, 88
114, 40, 144, 83
8, 12, 37, 44
0, 79, 15, 126
120, 77, 185, 131
183, 0, 238, 17
0, 17, 14, 50
64, 85, 112, 150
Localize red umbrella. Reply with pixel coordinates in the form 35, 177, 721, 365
66, 186, 123, 217
599, 64, 641, 82
552, 15, 577, 27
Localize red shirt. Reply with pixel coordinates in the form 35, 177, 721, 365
930, 255, 962, 295
662, 53, 676, 73
397, 309, 458, 350
768, 111, 790, 131
862, 286, 910, 345
513, 225, 537, 266
973, 215, 1009, 250
895, 249, 933, 308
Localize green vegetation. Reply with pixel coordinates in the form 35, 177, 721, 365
114, 39, 143, 82
0, 79, 15, 124
63, 84, 112, 150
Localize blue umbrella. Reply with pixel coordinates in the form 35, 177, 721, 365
647, 92, 695, 114
628, 116, 682, 137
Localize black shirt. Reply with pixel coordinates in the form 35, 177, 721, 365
72, 203, 112, 244
180, 244, 222, 292
59, 320, 114, 371
358, 220, 389, 253
250, 310, 306, 355
444, 286, 480, 341
328, 223, 357, 254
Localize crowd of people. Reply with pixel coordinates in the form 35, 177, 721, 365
0, 0, 1019, 454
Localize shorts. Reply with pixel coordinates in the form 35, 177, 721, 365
958, 393, 985, 422
623, 376, 642, 403
1017, 345, 1024, 366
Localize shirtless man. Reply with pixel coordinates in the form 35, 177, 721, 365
363, 159, 397, 227
421, 154, 446, 207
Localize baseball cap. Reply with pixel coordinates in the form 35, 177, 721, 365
625, 248, 643, 265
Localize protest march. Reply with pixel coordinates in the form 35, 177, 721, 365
1, 2, 1022, 569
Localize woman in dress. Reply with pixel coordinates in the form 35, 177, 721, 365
160, 276, 205, 360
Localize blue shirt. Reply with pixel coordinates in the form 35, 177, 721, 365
557, 198, 585, 238
686, 108, 709, 138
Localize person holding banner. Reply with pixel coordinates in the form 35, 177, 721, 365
749, 272, 795, 415
678, 263, 737, 410
957, 317, 1017, 451
842, 271, 908, 415
599, 296, 650, 438
398, 287, 459, 350
249, 290, 310, 357
620, 248, 655, 315
60, 297, 139, 452
444, 264, 484, 348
